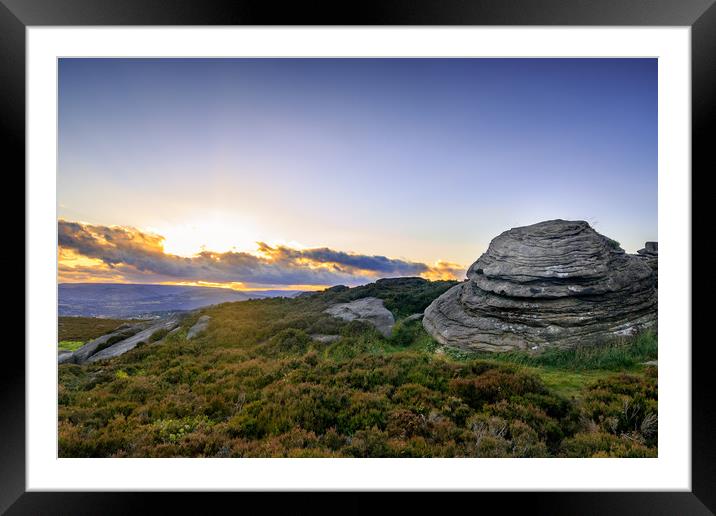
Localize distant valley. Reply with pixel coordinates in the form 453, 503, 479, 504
58, 283, 303, 318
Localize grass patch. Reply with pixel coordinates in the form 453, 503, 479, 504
59, 316, 134, 342
465, 331, 657, 372
384, 319, 438, 354
532, 369, 615, 400
58, 340, 85, 352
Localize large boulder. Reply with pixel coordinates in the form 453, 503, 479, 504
324, 297, 395, 337
423, 220, 657, 352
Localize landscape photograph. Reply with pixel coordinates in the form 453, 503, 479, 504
57, 57, 658, 458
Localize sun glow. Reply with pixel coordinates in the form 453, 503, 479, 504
149, 214, 262, 257
58, 247, 102, 268
164, 281, 329, 292
57, 217, 465, 289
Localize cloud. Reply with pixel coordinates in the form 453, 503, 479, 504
58, 220, 465, 288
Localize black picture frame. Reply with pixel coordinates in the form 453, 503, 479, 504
5, 1, 712, 513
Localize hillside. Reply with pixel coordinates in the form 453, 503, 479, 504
58, 277, 658, 458
58, 283, 302, 318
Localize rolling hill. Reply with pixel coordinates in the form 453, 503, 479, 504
58, 283, 302, 318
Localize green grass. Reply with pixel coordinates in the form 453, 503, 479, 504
58, 340, 85, 352
447, 330, 658, 372
435, 330, 657, 400
381, 318, 657, 400
530, 369, 616, 399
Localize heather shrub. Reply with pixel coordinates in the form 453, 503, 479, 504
263, 329, 312, 355
560, 431, 657, 458
449, 368, 547, 410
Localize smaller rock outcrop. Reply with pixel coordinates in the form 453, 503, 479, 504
62, 315, 186, 364
86, 315, 184, 363
70, 322, 150, 364
187, 315, 211, 340
311, 334, 341, 343
636, 241, 658, 277
324, 297, 395, 337
58, 350, 74, 365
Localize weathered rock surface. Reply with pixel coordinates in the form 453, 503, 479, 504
58, 350, 74, 364
636, 241, 658, 280
86, 315, 184, 363
423, 220, 658, 352
68, 322, 150, 364
186, 315, 211, 340
324, 297, 395, 337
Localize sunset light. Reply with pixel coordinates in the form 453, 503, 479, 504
58, 58, 657, 291
149, 213, 262, 257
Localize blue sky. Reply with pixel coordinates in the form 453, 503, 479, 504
58, 58, 657, 289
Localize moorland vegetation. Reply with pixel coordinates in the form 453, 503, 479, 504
58, 278, 657, 458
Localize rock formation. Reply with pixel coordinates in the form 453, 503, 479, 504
324, 297, 395, 337
57, 350, 74, 365
187, 315, 211, 339
311, 334, 341, 343
423, 220, 657, 352
636, 241, 658, 280
69, 322, 151, 364
86, 315, 184, 363
62, 315, 185, 364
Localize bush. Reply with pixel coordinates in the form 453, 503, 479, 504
263, 329, 312, 355
560, 432, 657, 458
390, 319, 422, 347
149, 328, 170, 342
449, 368, 546, 410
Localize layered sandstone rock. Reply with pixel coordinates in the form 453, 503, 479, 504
423, 220, 657, 352
636, 241, 658, 279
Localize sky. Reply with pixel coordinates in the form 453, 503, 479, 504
58, 58, 657, 290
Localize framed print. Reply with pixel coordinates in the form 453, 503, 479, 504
5, 0, 713, 513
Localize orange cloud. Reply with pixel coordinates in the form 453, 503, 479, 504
58, 219, 465, 288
